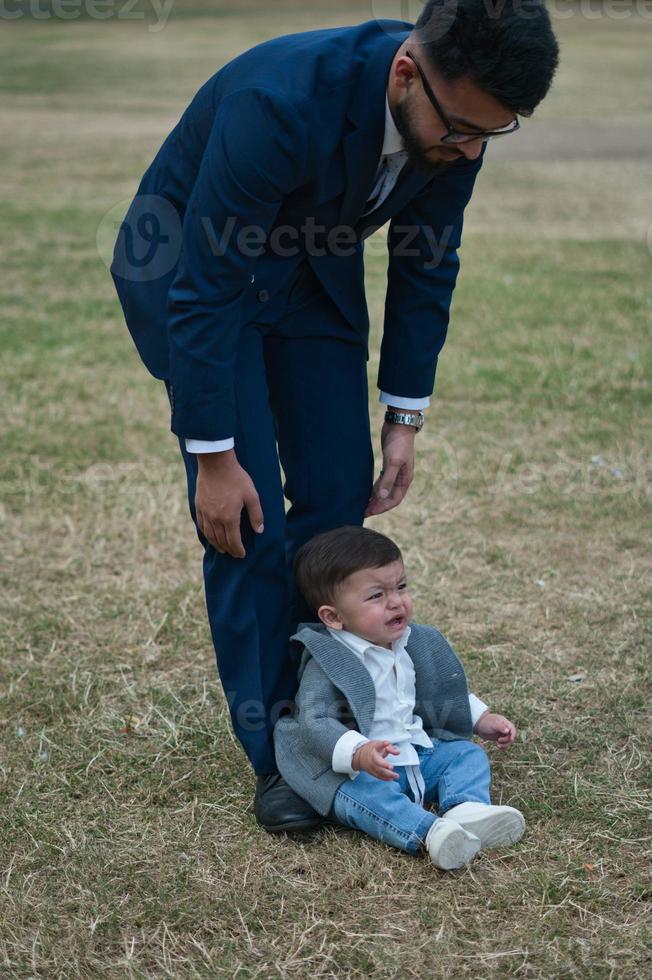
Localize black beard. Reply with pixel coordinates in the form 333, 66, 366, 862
393, 96, 458, 176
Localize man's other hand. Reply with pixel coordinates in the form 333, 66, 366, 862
365, 421, 416, 517
195, 450, 265, 558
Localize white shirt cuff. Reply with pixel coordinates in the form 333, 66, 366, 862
469, 693, 489, 728
331, 730, 370, 777
379, 391, 431, 410
185, 437, 235, 453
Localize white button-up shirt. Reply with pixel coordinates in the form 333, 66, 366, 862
328, 624, 488, 778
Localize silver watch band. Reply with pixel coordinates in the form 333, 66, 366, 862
384, 409, 425, 432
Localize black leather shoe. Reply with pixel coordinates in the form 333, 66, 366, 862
254, 772, 324, 833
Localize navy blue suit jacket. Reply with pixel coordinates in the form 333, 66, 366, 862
111, 19, 485, 441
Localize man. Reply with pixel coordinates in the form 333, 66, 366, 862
111, 0, 558, 833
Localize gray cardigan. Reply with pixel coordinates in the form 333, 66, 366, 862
273, 621, 473, 817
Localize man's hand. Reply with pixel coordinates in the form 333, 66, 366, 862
473, 711, 517, 750
352, 739, 400, 780
365, 421, 416, 517
195, 450, 265, 558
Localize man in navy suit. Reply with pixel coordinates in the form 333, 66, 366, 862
111, 0, 558, 832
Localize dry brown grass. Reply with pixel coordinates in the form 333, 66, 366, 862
1, 9, 651, 978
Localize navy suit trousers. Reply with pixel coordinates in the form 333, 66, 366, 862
167, 263, 375, 774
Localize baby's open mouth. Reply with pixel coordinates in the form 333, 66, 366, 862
386, 616, 404, 628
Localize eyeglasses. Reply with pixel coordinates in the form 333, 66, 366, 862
404, 49, 520, 145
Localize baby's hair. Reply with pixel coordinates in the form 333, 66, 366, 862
293, 525, 403, 615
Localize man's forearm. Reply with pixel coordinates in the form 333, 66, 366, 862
197, 447, 237, 467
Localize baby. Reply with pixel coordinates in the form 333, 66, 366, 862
274, 525, 525, 870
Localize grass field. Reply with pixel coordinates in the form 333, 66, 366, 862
1, 6, 651, 977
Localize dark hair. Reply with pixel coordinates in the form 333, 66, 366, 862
293, 526, 403, 615
413, 0, 559, 117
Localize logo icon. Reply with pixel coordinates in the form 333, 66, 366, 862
97, 194, 182, 282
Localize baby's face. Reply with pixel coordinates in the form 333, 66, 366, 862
320, 560, 413, 649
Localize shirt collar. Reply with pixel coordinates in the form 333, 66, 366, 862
327, 623, 412, 657
381, 93, 405, 157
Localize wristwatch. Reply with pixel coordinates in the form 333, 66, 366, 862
384, 409, 425, 432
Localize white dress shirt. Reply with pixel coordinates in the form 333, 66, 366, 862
185, 97, 429, 454
327, 624, 488, 796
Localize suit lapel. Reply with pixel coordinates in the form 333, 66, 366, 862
338, 29, 409, 229
293, 623, 377, 735
339, 124, 385, 231
407, 629, 432, 720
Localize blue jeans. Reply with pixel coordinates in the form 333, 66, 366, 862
332, 740, 492, 855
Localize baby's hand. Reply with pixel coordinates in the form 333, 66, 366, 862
474, 712, 516, 750
352, 740, 400, 780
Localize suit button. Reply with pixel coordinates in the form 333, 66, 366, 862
257, 289, 269, 303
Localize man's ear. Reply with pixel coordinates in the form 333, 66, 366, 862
318, 605, 343, 629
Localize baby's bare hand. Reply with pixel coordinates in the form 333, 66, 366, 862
352, 740, 400, 780
474, 712, 517, 750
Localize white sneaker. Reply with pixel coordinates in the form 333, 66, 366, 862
425, 818, 481, 870
443, 802, 525, 849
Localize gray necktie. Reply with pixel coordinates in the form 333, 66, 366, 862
362, 149, 409, 217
